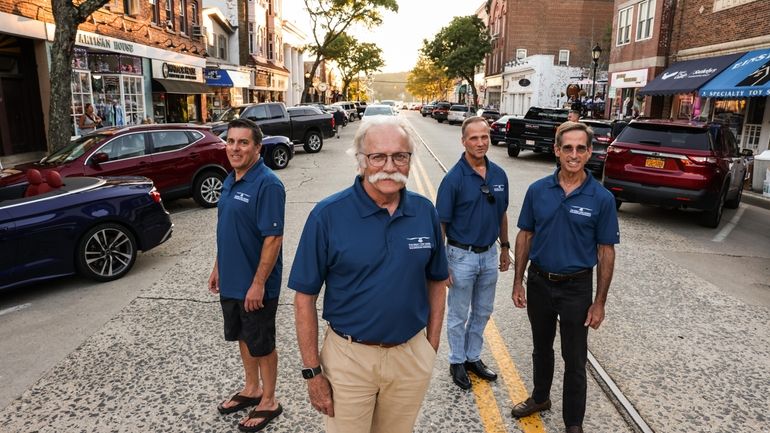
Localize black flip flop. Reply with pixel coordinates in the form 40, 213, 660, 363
217, 393, 262, 415
238, 404, 283, 432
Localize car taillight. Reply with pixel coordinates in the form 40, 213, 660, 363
606, 145, 629, 154
596, 136, 610, 143
331, 117, 335, 128
506, 120, 511, 130
149, 188, 162, 203
685, 156, 718, 165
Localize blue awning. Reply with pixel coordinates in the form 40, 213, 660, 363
205, 68, 233, 87
639, 53, 743, 96
700, 48, 770, 98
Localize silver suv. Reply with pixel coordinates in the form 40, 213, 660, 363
333, 101, 359, 121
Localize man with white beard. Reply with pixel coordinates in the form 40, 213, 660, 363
289, 116, 449, 433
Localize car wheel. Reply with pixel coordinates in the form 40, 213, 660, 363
268, 145, 290, 170
508, 143, 521, 158
700, 186, 727, 228
437, 119, 444, 123
76, 223, 137, 282
303, 131, 323, 153
193, 171, 224, 208
725, 183, 743, 209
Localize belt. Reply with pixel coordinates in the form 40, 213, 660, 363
331, 327, 401, 348
447, 238, 493, 254
529, 263, 592, 282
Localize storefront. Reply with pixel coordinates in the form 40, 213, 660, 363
608, 68, 649, 119
249, 58, 289, 103
151, 60, 208, 123
205, 68, 250, 119
484, 75, 502, 109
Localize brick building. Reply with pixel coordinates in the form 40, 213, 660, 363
484, 0, 615, 110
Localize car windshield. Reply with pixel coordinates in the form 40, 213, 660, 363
586, 123, 612, 137
617, 124, 711, 150
380, 100, 396, 106
42, 134, 108, 164
216, 106, 245, 122
450, 105, 467, 111
364, 106, 394, 116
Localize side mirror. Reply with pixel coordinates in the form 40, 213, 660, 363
90, 152, 109, 165
741, 148, 753, 157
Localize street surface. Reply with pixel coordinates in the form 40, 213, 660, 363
1, 111, 769, 432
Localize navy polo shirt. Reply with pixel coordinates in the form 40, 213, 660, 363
436, 154, 509, 247
517, 169, 619, 274
216, 159, 285, 300
288, 177, 449, 344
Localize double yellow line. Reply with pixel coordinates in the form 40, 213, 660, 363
410, 154, 546, 433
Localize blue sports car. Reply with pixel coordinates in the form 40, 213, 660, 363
0, 173, 173, 290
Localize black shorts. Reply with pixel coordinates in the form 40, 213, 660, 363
220, 296, 279, 357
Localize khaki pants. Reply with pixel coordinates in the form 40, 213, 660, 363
321, 326, 437, 433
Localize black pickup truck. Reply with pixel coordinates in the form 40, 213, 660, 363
505, 107, 569, 157
211, 102, 335, 153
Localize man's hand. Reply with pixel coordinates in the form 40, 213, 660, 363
308, 375, 335, 417
208, 269, 219, 294
447, 273, 454, 288
244, 283, 265, 312
584, 302, 605, 329
499, 250, 511, 272
512, 282, 526, 308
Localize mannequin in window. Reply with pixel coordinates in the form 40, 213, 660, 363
107, 99, 125, 126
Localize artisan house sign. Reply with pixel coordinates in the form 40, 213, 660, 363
74, 31, 145, 56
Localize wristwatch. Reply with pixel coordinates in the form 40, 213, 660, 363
500, 242, 511, 249
301, 365, 322, 379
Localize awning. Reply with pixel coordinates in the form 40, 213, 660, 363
205, 68, 233, 87
152, 79, 210, 94
700, 47, 770, 98
639, 53, 744, 96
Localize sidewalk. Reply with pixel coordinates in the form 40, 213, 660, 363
743, 189, 770, 210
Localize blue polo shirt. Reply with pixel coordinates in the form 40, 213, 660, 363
216, 159, 285, 300
288, 177, 449, 344
517, 169, 619, 274
436, 154, 509, 247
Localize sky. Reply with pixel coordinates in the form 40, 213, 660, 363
283, 0, 484, 73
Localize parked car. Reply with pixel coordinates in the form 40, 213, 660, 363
432, 102, 452, 123
361, 104, 396, 120
0, 175, 173, 290
477, 109, 501, 125
325, 105, 349, 127
214, 130, 295, 171
380, 100, 399, 114
332, 101, 359, 121
421, 104, 435, 117
211, 102, 335, 154
505, 107, 570, 157
603, 119, 751, 227
355, 101, 367, 116
447, 105, 475, 125
490, 115, 515, 145
0, 124, 232, 208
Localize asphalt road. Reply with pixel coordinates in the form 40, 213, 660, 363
0, 111, 768, 432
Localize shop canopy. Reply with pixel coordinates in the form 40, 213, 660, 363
639, 52, 743, 96
205, 69, 234, 87
152, 79, 210, 95
700, 47, 770, 98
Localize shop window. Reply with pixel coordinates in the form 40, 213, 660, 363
636, 0, 655, 41
123, 76, 145, 125
558, 50, 569, 66
100, 134, 147, 161
617, 6, 632, 46
179, 0, 187, 35
151, 131, 190, 152
71, 71, 93, 135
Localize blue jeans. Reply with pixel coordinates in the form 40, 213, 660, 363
446, 244, 499, 365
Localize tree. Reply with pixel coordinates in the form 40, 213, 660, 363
302, 0, 397, 102
422, 15, 491, 107
49, 0, 110, 152
406, 56, 454, 102
330, 34, 384, 98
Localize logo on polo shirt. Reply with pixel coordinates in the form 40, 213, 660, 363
493, 184, 505, 192
407, 236, 432, 249
234, 192, 251, 203
569, 206, 592, 217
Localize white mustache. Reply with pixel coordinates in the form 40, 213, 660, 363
368, 171, 409, 185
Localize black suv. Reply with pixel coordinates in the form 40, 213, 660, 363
432, 102, 452, 123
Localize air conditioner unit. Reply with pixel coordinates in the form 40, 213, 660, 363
192, 25, 202, 38
166, 20, 174, 30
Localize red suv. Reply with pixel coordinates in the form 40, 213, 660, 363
603, 120, 751, 228
0, 125, 232, 208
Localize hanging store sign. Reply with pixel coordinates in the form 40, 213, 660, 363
610, 69, 648, 88
75, 30, 146, 56
151, 59, 202, 82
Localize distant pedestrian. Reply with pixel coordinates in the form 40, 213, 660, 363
567, 110, 580, 123
208, 118, 285, 432
289, 116, 449, 433
79, 103, 102, 134
436, 116, 510, 390
510, 121, 619, 433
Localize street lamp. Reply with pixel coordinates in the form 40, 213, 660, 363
591, 44, 602, 106
304, 72, 311, 102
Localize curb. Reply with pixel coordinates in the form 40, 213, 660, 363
743, 191, 770, 211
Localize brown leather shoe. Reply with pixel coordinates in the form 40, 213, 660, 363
566, 426, 584, 433
511, 397, 551, 418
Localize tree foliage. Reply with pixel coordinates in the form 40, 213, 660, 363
48, 0, 110, 151
422, 15, 491, 107
330, 34, 384, 98
302, 0, 397, 101
406, 56, 454, 102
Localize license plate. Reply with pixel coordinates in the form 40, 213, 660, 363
526, 140, 535, 145
645, 157, 665, 169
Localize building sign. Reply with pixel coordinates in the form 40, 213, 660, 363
255, 70, 272, 88
611, 69, 648, 88
151, 59, 203, 82
713, 0, 759, 12
75, 30, 146, 57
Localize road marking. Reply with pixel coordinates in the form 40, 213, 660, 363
485, 319, 547, 432
0, 303, 32, 317
712, 206, 746, 242
411, 155, 429, 200
413, 154, 437, 201
471, 375, 510, 433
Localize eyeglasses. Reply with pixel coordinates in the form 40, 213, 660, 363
559, 144, 589, 154
359, 152, 412, 167
480, 184, 496, 204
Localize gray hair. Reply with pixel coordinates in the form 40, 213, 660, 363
348, 116, 417, 173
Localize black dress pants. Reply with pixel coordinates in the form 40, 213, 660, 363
526, 267, 593, 427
